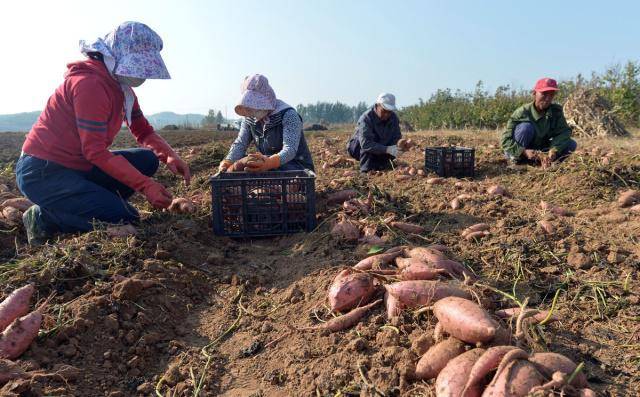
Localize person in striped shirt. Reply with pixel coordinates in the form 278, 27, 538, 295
218, 74, 315, 173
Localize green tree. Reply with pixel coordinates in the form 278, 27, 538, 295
202, 109, 217, 126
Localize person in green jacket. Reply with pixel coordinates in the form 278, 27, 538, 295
500, 77, 577, 168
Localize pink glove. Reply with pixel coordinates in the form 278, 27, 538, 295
141, 180, 173, 209
97, 156, 173, 209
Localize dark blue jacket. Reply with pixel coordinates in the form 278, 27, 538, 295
348, 106, 401, 155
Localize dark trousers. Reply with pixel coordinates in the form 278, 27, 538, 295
347, 138, 394, 172
15, 149, 159, 234
510, 127, 578, 162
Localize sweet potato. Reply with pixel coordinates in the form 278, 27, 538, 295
328, 269, 375, 312
630, 204, 640, 213
230, 153, 265, 172
494, 307, 559, 324
461, 223, 490, 237
482, 359, 546, 397
1, 198, 33, 212
538, 220, 554, 235
432, 259, 477, 281
0, 284, 34, 332
395, 257, 427, 270
327, 189, 358, 205
398, 138, 414, 151
417, 169, 426, 176
487, 185, 508, 197
528, 352, 587, 388
1, 207, 22, 225
618, 189, 640, 208
385, 291, 405, 318
465, 231, 489, 241
435, 348, 485, 397
428, 244, 449, 254
0, 310, 43, 359
385, 280, 470, 308
433, 297, 499, 344
401, 262, 447, 280
331, 218, 360, 241
406, 247, 448, 263
415, 337, 466, 380
308, 299, 382, 332
427, 177, 445, 185
462, 346, 519, 396
353, 247, 404, 270
168, 197, 196, 214
390, 221, 425, 234
579, 389, 597, 397
396, 174, 412, 181
540, 201, 571, 216
451, 197, 461, 210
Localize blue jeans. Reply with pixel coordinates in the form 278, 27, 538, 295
15, 149, 159, 234
510, 122, 578, 161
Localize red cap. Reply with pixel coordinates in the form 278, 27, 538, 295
534, 78, 558, 92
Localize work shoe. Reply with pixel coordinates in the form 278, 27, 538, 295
22, 205, 49, 246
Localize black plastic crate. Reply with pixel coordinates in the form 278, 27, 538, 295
211, 170, 317, 237
424, 146, 475, 178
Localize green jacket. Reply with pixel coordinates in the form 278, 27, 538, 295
500, 102, 573, 158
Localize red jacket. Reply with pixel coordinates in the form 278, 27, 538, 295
22, 59, 169, 191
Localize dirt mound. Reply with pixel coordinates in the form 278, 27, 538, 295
563, 88, 630, 137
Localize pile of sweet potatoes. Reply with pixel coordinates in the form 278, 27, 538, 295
312, 243, 595, 396
0, 197, 33, 226
0, 284, 44, 360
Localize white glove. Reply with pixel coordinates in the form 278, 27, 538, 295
386, 145, 399, 157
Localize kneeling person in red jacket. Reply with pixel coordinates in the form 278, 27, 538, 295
16, 22, 190, 244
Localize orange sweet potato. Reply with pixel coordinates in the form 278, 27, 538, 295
1, 198, 33, 212
327, 189, 358, 205
462, 346, 519, 396
328, 269, 375, 312
385, 281, 470, 308
618, 189, 640, 208
482, 359, 546, 397
415, 337, 466, 380
353, 247, 404, 270
433, 297, 499, 344
306, 299, 382, 332
384, 291, 405, 318
390, 221, 425, 234
401, 262, 447, 280
168, 197, 196, 214
461, 223, 489, 237
331, 218, 360, 242
528, 352, 587, 388
487, 185, 509, 197
0, 310, 44, 359
406, 247, 448, 263
435, 348, 485, 397
0, 285, 35, 333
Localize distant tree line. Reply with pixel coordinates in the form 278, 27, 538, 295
400, 60, 640, 130
201, 109, 226, 127
296, 101, 369, 124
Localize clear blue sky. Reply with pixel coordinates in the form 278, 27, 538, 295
1, 0, 638, 116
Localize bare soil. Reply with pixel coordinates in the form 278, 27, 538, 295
0, 127, 638, 396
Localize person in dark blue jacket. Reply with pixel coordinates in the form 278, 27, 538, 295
347, 93, 402, 172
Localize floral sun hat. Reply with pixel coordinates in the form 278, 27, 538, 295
79, 21, 170, 122
234, 74, 277, 117
80, 21, 170, 79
